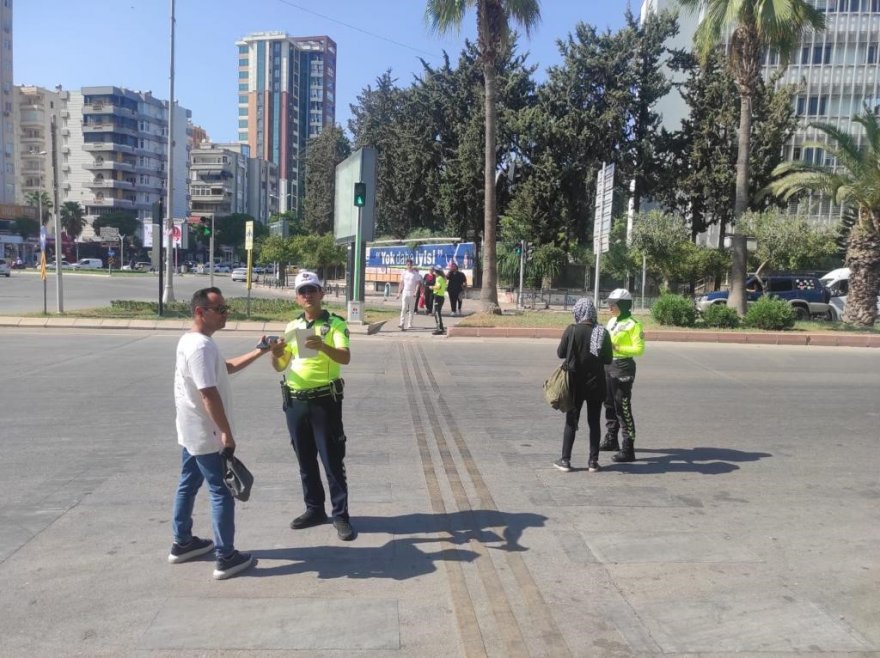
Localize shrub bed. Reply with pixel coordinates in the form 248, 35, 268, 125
744, 296, 795, 331
651, 294, 696, 327
701, 303, 740, 329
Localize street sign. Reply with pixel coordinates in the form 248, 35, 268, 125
245, 221, 254, 250
39, 225, 47, 252
593, 163, 615, 254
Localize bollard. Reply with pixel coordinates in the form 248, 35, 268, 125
383, 281, 391, 302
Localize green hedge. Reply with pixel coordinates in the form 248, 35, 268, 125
743, 296, 795, 331
701, 303, 740, 329
651, 294, 696, 327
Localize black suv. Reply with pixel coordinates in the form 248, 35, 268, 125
697, 274, 832, 320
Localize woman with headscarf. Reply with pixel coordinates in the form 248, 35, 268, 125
553, 297, 613, 473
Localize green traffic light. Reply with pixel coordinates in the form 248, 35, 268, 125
354, 182, 366, 207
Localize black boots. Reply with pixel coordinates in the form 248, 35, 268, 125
612, 439, 635, 463
599, 435, 620, 451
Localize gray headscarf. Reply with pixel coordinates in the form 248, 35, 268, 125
572, 297, 605, 357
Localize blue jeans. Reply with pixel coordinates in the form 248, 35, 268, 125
171, 447, 235, 558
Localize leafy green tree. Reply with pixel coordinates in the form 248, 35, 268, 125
292, 233, 347, 280
256, 235, 299, 285
303, 125, 351, 235
92, 211, 139, 238
654, 50, 798, 242
24, 191, 52, 223
59, 201, 86, 241
736, 209, 836, 276
769, 113, 880, 326
213, 213, 257, 254
630, 210, 692, 291
677, 0, 825, 313
426, 0, 542, 314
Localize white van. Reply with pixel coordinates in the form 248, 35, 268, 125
72, 258, 103, 270
821, 267, 880, 321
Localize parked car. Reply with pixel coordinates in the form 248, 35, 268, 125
71, 258, 103, 270
231, 267, 248, 282
0, 258, 10, 277
214, 263, 232, 273
820, 268, 880, 322
46, 260, 72, 269
696, 274, 831, 321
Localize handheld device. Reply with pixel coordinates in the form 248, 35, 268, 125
256, 335, 280, 350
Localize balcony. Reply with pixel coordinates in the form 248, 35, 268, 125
20, 135, 45, 143
85, 159, 135, 173
82, 104, 137, 119
88, 197, 135, 208
83, 123, 138, 138
89, 179, 135, 191
84, 142, 135, 154
190, 190, 231, 202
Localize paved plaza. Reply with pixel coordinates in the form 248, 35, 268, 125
0, 327, 878, 656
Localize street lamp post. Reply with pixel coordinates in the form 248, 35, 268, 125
162, 0, 177, 304
49, 118, 63, 313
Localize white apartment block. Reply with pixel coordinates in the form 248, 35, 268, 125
189, 142, 279, 223
641, 0, 880, 227
12, 85, 66, 210
190, 142, 249, 218
1, 0, 14, 203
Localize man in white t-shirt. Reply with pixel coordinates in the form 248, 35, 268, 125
396, 259, 423, 331
169, 286, 275, 580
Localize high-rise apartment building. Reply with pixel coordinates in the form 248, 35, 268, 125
641, 0, 880, 226
12, 85, 67, 209
236, 32, 336, 216
1, 0, 14, 203
65, 86, 190, 240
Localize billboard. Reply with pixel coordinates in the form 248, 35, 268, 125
334, 147, 377, 244
367, 242, 476, 270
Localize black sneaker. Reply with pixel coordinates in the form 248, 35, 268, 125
290, 509, 328, 529
588, 460, 601, 472
167, 536, 214, 564
212, 550, 256, 580
333, 518, 356, 541
553, 458, 572, 472
599, 436, 620, 451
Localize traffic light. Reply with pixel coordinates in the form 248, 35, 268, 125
514, 242, 523, 256
200, 217, 211, 237
354, 182, 366, 207
526, 242, 534, 261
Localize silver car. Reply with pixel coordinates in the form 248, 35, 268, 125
231, 267, 248, 282
0, 258, 10, 277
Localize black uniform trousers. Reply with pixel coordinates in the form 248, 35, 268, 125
284, 395, 348, 520
604, 359, 636, 443
433, 296, 445, 331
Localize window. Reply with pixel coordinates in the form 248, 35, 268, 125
239, 45, 248, 53
238, 119, 247, 128
239, 108, 247, 116
239, 58, 248, 66
768, 279, 793, 293
238, 131, 248, 141
238, 71, 248, 79
238, 95, 247, 104
868, 44, 877, 64
238, 83, 248, 91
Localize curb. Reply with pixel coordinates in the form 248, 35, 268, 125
2, 316, 877, 346
447, 326, 880, 347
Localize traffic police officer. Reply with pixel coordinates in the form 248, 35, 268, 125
270, 271, 355, 540
600, 288, 645, 462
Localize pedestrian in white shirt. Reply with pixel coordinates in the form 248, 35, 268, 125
397, 259, 423, 331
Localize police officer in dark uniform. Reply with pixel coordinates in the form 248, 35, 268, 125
270, 271, 355, 540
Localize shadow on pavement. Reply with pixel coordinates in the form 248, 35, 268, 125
250, 510, 547, 580
605, 446, 772, 475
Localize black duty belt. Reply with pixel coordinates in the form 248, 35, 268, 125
289, 379, 344, 401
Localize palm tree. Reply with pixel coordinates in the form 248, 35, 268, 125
677, 0, 824, 314
769, 112, 880, 327
24, 190, 53, 224
425, 0, 540, 314
60, 201, 87, 241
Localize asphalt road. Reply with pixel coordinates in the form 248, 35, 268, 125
0, 269, 290, 314
0, 330, 878, 656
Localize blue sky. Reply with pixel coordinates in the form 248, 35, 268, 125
14, 0, 630, 142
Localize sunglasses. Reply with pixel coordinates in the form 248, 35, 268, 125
201, 305, 230, 314
298, 286, 319, 294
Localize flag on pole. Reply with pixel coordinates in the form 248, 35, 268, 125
39, 251, 47, 281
